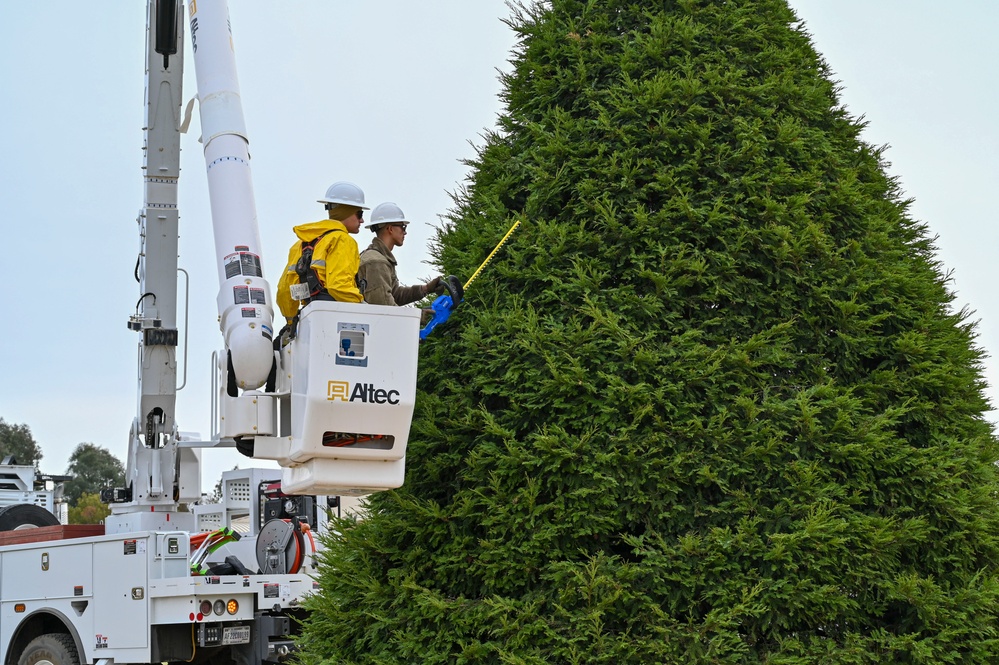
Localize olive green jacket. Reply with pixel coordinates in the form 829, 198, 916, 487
357, 237, 425, 306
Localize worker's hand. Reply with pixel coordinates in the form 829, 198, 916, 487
425, 276, 444, 295
280, 326, 291, 344
277, 321, 296, 348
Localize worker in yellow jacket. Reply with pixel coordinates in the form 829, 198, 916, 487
276, 181, 367, 324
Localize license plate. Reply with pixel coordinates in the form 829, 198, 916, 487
222, 625, 251, 645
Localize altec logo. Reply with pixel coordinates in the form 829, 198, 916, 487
327, 381, 400, 404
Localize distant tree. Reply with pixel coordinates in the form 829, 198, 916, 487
209, 477, 222, 503
0, 418, 43, 467
69, 492, 110, 525
296, 0, 999, 662
203, 465, 241, 504
63, 443, 124, 506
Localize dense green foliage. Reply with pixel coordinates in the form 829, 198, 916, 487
63, 443, 124, 506
68, 492, 111, 524
0, 418, 43, 467
298, 1, 999, 662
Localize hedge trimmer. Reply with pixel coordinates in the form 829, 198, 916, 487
420, 220, 521, 340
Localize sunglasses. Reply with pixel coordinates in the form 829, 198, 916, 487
356, 210, 364, 221
392, 224, 408, 233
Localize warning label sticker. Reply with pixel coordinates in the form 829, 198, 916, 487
241, 307, 258, 318
224, 254, 242, 279
234, 287, 266, 305
223, 251, 263, 279
241, 253, 262, 277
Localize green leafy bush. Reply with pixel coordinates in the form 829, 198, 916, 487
298, 1, 999, 662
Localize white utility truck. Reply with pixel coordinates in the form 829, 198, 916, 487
0, 459, 68, 529
0, 2, 420, 665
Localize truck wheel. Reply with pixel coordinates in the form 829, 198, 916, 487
17, 634, 79, 665
0, 504, 60, 531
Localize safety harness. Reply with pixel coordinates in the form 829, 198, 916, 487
281, 228, 345, 345
294, 229, 340, 303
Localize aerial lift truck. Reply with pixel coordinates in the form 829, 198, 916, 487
0, 2, 419, 665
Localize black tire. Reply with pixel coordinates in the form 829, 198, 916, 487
0, 504, 60, 531
17, 634, 79, 665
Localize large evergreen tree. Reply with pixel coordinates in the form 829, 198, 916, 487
298, 1, 999, 661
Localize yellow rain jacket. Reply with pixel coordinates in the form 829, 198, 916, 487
276, 219, 362, 322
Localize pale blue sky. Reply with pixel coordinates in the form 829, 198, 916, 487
0, 2, 995, 491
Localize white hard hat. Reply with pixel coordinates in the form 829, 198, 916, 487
317, 181, 369, 209
369, 202, 409, 230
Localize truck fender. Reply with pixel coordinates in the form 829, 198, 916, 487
7, 610, 85, 665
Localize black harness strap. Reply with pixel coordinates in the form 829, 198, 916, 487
295, 229, 341, 302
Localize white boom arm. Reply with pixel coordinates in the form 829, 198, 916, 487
189, 0, 275, 390
188, 1, 422, 497
109, 0, 201, 532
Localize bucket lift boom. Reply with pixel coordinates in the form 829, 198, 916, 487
114, 0, 420, 526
